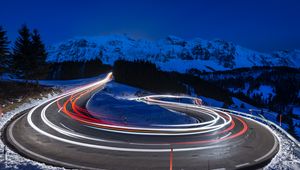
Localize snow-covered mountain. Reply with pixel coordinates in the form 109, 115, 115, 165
47, 35, 300, 72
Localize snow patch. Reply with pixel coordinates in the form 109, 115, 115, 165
251, 85, 275, 101
0, 94, 62, 169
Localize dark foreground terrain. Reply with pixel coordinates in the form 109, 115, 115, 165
0, 81, 56, 113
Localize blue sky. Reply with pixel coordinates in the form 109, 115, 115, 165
1, 0, 300, 52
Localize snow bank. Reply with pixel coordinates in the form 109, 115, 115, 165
2, 74, 106, 90
265, 130, 300, 170
86, 92, 198, 127
200, 96, 224, 107
0, 94, 63, 170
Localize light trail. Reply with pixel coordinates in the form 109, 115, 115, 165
26, 72, 250, 148
53, 82, 233, 135
5, 72, 281, 169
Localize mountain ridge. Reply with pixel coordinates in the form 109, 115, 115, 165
47, 34, 300, 73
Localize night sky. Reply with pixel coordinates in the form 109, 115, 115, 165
1, 0, 300, 52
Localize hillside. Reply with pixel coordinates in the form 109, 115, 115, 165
47, 35, 300, 72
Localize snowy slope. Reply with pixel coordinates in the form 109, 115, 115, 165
47, 35, 300, 72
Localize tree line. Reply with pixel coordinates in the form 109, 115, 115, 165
50, 60, 111, 80
113, 60, 233, 105
190, 66, 300, 138
0, 25, 48, 80
190, 66, 300, 113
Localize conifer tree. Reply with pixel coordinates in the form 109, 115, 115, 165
12, 25, 49, 80
12, 24, 33, 79
0, 26, 10, 75
31, 29, 48, 79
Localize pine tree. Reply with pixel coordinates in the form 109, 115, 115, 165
31, 29, 48, 79
12, 24, 33, 79
0, 26, 10, 76
12, 25, 49, 80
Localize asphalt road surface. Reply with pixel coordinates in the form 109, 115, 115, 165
3, 73, 279, 170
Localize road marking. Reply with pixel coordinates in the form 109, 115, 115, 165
254, 133, 278, 162
212, 168, 226, 170
235, 162, 250, 168
220, 132, 232, 139
58, 107, 63, 113
170, 147, 173, 170
128, 142, 170, 146
60, 123, 74, 132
